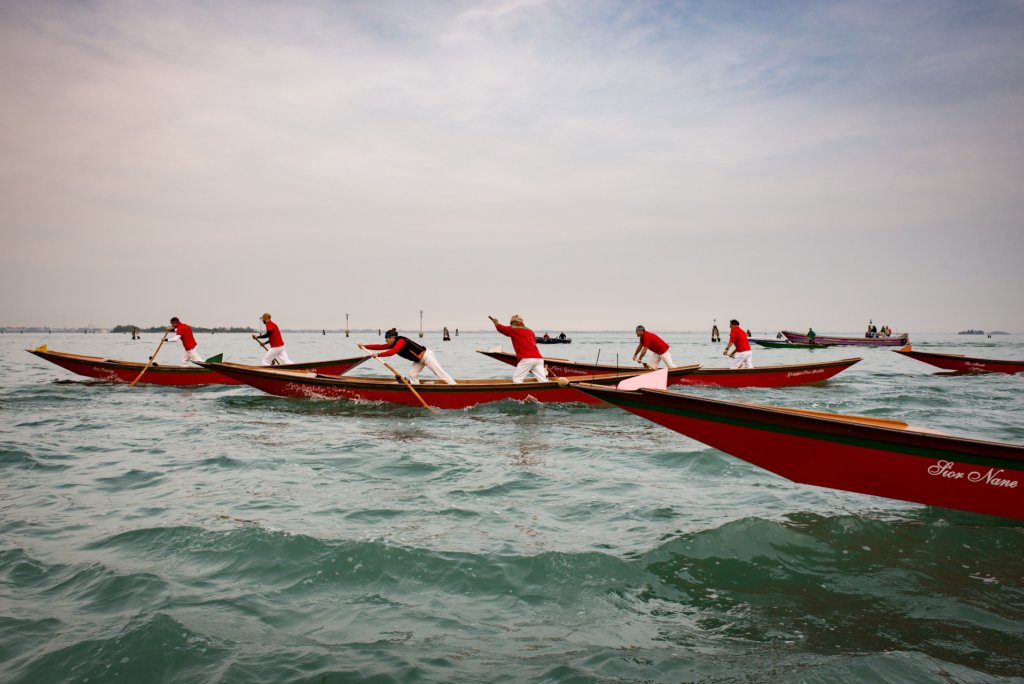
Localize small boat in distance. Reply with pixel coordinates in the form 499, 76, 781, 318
573, 381, 1024, 520
750, 338, 833, 349
893, 347, 1024, 375
196, 361, 700, 408
536, 333, 571, 344
476, 349, 861, 388
27, 347, 369, 385
781, 330, 909, 347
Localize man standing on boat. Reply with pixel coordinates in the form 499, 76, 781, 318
633, 325, 674, 369
167, 317, 202, 364
723, 319, 753, 368
253, 313, 294, 366
489, 314, 548, 383
359, 328, 456, 384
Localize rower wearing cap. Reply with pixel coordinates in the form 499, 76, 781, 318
253, 313, 294, 365
359, 329, 456, 384
167, 317, 202, 364
488, 314, 548, 383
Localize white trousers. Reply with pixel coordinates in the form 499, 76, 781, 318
181, 348, 203, 364
513, 357, 548, 383
262, 345, 294, 366
730, 350, 754, 369
408, 349, 456, 385
646, 351, 674, 368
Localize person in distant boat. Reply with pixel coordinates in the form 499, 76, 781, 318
711, 320, 720, 342
807, 328, 817, 344
633, 325, 674, 369
723, 318, 753, 368
167, 317, 202, 364
489, 314, 548, 382
543, 332, 551, 340
359, 328, 456, 384
558, 332, 567, 340
253, 313, 294, 366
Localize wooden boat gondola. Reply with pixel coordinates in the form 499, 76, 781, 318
573, 381, 1024, 520
196, 361, 700, 408
750, 338, 833, 349
893, 347, 1024, 375
782, 330, 909, 347
476, 349, 860, 388
27, 347, 370, 386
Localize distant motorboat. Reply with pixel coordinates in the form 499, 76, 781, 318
781, 330, 909, 347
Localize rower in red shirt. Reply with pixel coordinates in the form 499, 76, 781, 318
489, 314, 548, 383
253, 313, 294, 366
632, 325, 675, 368
166, 316, 202, 364
359, 328, 455, 384
723, 318, 754, 368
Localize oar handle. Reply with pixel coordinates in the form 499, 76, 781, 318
130, 330, 170, 387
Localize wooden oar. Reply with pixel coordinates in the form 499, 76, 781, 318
369, 354, 436, 412
130, 330, 169, 387
251, 335, 280, 365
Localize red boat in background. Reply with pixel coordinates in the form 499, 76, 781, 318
574, 381, 1024, 520
476, 349, 860, 388
196, 361, 700, 408
782, 330, 909, 347
894, 347, 1024, 375
27, 347, 369, 386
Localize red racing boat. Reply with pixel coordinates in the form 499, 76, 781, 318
476, 349, 860, 388
27, 347, 370, 386
893, 348, 1024, 375
574, 381, 1024, 520
197, 361, 700, 408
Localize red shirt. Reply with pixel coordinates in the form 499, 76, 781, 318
639, 330, 669, 355
493, 322, 542, 359
729, 326, 750, 352
263, 320, 285, 348
174, 322, 197, 351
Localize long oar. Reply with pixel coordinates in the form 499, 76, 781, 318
251, 335, 281, 365
369, 354, 435, 412
130, 330, 170, 387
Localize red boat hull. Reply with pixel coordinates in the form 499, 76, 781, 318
28, 349, 368, 386
894, 349, 1024, 374
199, 362, 696, 408
575, 385, 1024, 520
477, 350, 860, 388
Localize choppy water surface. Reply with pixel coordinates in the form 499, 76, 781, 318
2, 330, 1022, 683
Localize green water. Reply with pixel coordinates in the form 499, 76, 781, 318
2, 331, 1022, 682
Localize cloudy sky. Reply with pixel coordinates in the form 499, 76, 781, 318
2, 0, 1022, 333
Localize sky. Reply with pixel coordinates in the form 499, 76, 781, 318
1, 0, 1022, 334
